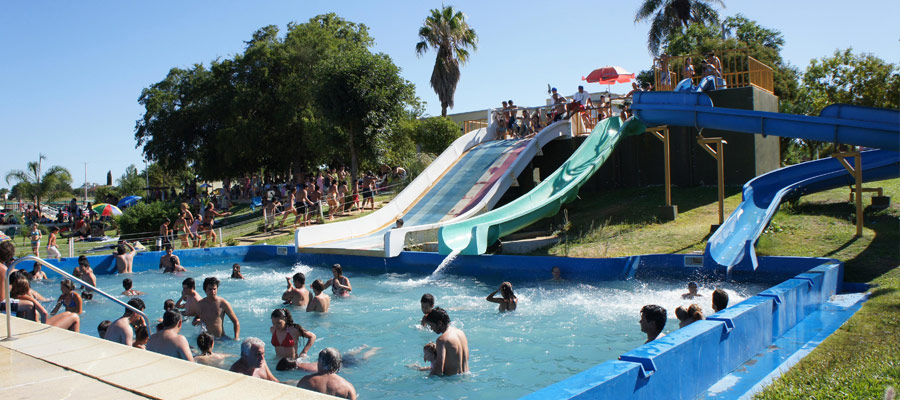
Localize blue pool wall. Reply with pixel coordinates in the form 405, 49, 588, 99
35, 246, 850, 400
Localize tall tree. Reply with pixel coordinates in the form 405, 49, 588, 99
315, 49, 418, 186
415, 5, 478, 117
5, 154, 73, 211
634, 0, 724, 56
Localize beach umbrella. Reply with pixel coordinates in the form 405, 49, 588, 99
92, 203, 122, 217
583, 66, 635, 93
117, 196, 142, 208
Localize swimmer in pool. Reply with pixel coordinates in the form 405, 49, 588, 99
231, 263, 244, 279
681, 281, 702, 300
194, 332, 232, 367
408, 342, 438, 371
549, 266, 565, 282
271, 308, 316, 370
283, 272, 310, 307
193, 277, 240, 340
323, 264, 352, 297
420, 293, 434, 326
486, 282, 518, 312
278, 345, 379, 372
230, 337, 278, 382
307, 279, 330, 313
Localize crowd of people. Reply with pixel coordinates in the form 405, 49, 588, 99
1, 229, 737, 399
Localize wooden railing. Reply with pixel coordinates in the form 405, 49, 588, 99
653, 49, 774, 93
463, 119, 488, 133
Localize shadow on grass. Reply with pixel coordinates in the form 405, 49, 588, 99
868, 286, 897, 300
841, 215, 899, 283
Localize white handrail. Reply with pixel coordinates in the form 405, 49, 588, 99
4, 255, 149, 340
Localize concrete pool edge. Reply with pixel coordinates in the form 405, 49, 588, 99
0, 316, 335, 399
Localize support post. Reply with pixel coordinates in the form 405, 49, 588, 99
698, 136, 728, 227
68, 237, 74, 258
833, 150, 864, 237
649, 126, 677, 220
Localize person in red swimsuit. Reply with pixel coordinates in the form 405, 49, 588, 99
270, 308, 316, 371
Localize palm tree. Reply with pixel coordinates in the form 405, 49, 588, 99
415, 5, 478, 117
635, 0, 724, 56
5, 154, 73, 213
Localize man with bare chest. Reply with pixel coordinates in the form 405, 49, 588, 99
282, 272, 310, 307
193, 277, 240, 339
424, 307, 469, 376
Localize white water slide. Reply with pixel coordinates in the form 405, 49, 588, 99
294, 117, 574, 256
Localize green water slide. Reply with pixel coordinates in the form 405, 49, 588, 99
437, 117, 646, 255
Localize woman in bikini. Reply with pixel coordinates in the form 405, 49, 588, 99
279, 188, 298, 228
10, 272, 80, 331
323, 263, 352, 297
271, 308, 317, 370
51, 279, 83, 315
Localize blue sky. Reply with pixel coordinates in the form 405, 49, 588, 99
2, 0, 897, 189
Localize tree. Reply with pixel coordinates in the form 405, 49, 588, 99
634, 0, 724, 56
782, 48, 900, 161
135, 14, 377, 181
315, 48, 418, 186
415, 5, 478, 117
5, 154, 73, 211
801, 48, 900, 112
413, 117, 463, 155
117, 165, 146, 197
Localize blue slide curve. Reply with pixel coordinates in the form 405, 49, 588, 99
632, 91, 900, 270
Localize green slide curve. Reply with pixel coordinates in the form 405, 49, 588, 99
437, 117, 646, 255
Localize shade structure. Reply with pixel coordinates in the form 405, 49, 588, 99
583, 66, 635, 85
117, 196, 142, 208
92, 203, 122, 217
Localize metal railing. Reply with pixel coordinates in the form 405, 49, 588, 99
653, 49, 775, 93
4, 255, 149, 340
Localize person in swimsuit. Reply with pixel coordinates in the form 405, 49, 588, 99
159, 245, 187, 273
51, 279, 83, 314
282, 272, 309, 307
147, 310, 194, 362
486, 282, 518, 312
323, 264, 351, 297
307, 280, 330, 313
176, 277, 202, 316
30, 224, 42, 257
29, 262, 48, 281
10, 271, 80, 331
200, 202, 231, 247
121, 278, 145, 296
133, 325, 149, 349
230, 337, 278, 382
73, 255, 96, 300
194, 332, 231, 367
231, 263, 244, 279
46, 226, 61, 260
271, 308, 317, 370
408, 342, 438, 371
297, 348, 358, 399
326, 185, 340, 221
280, 188, 299, 228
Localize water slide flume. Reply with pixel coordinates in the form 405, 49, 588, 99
437, 117, 647, 256
630, 90, 900, 270
295, 125, 495, 249
630, 91, 899, 152
703, 149, 900, 272
383, 120, 574, 257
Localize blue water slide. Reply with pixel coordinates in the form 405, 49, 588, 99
631, 91, 900, 270
703, 150, 899, 271
631, 91, 899, 151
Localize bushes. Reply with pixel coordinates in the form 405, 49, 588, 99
117, 201, 179, 236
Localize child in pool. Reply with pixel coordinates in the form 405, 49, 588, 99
194, 332, 231, 367
408, 342, 437, 371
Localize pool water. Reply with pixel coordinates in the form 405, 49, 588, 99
29, 261, 766, 399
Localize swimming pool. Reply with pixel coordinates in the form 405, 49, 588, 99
31, 257, 765, 399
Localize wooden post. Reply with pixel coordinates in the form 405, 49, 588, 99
833, 150, 864, 237
698, 137, 728, 226
649, 126, 673, 206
